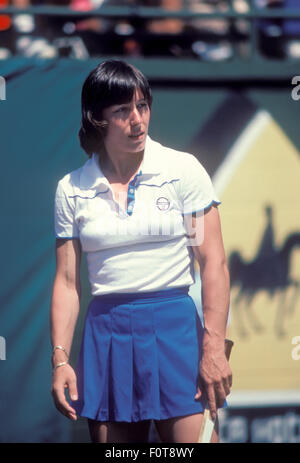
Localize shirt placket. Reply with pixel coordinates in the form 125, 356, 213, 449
127, 170, 142, 216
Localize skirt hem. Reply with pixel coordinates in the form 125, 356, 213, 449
74, 404, 207, 423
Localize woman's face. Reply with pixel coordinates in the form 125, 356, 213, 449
101, 87, 151, 157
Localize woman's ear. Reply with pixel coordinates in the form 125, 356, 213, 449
87, 110, 108, 130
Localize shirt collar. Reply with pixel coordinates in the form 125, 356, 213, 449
79, 135, 161, 190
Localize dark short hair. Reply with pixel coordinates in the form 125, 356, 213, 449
79, 60, 152, 157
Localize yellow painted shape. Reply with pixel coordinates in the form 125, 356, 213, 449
218, 115, 300, 391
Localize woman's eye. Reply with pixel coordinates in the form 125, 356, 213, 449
114, 106, 129, 114
138, 102, 148, 109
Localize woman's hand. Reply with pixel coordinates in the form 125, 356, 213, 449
51, 364, 78, 421
194, 346, 232, 420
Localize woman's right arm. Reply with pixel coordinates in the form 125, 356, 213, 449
50, 238, 81, 421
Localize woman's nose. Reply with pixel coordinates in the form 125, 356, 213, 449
130, 106, 142, 125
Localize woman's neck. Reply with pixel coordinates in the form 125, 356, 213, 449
98, 149, 144, 184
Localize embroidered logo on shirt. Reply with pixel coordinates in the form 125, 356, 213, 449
156, 197, 170, 211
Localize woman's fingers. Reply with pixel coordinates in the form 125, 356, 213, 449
206, 383, 217, 420
51, 368, 78, 420
68, 376, 78, 402
207, 379, 228, 419
52, 388, 72, 417
194, 382, 202, 400
214, 379, 227, 409
223, 376, 231, 397
228, 372, 233, 388
52, 385, 77, 420
199, 367, 232, 416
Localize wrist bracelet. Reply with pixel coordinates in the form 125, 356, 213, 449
52, 345, 69, 358
53, 361, 68, 373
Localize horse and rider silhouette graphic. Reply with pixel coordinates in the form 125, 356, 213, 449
229, 205, 300, 338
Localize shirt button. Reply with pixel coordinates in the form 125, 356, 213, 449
129, 188, 134, 194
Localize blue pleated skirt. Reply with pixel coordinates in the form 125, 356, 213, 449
71, 286, 217, 422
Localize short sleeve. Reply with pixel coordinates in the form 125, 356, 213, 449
179, 154, 221, 215
54, 178, 79, 239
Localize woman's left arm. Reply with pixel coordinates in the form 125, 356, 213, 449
184, 204, 232, 420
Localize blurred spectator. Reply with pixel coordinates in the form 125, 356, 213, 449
0, 0, 11, 32
145, 0, 184, 35
12, 0, 58, 58
69, 0, 110, 36
0, 0, 42, 58
231, 0, 252, 59
0, 0, 12, 58
282, 0, 300, 58
90, 0, 186, 57
186, 1, 234, 61
232, 0, 251, 36
142, 0, 186, 56
255, 0, 300, 59
256, 0, 285, 58
187, 0, 230, 36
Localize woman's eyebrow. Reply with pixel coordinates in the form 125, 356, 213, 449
112, 99, 146, 109
111, 102, 130, 110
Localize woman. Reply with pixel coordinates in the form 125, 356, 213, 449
50, 59, 232, 443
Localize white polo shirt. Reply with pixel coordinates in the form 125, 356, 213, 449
54, 136, 220, 295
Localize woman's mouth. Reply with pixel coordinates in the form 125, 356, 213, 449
129, 132, 144, 140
